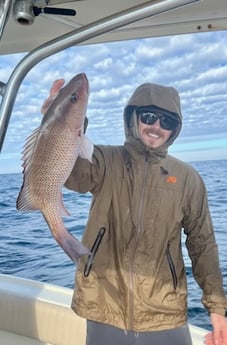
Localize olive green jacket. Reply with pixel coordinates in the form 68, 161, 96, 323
65, 83, 227, 331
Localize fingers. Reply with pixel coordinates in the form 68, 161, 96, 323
204, 332, 215, 345
204, 331, 227, 345
210, 313, 227, 345
41, 79, 65, 114
49, 79, 65, 98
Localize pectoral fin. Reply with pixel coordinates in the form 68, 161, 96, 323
79, 135, 94, 163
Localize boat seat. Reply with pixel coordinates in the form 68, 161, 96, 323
0, 274, 86, 345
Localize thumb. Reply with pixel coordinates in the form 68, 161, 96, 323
41, 79, 65, 115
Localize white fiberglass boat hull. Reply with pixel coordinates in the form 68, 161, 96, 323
0, 273, 208, 345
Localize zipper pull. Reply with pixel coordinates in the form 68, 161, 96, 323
160, 166, 168, 175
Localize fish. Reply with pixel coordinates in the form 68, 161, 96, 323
16, 72, 93, 263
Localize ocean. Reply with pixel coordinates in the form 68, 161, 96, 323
0, 159, 226, 331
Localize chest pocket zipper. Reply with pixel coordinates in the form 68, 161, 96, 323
166, 242, 178, 289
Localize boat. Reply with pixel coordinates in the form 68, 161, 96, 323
0, 273, 208, 345
0, 0, 226, 344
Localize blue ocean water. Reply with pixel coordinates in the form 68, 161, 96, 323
0, 159, 226, 331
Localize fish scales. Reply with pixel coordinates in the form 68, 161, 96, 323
25, 122, 80, 206
16, 73, 93, 262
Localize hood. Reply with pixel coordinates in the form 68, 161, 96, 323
123, 83, 182, 152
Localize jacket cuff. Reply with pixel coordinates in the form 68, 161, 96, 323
209, 308, 227, 317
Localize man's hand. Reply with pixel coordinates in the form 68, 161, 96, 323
204, 313, 227, 345
41, 79, 65, 114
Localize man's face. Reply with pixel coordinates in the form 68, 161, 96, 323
138, 118, 172, 148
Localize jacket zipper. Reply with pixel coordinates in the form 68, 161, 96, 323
166, 241, 178, 289
128, 152, 150, 330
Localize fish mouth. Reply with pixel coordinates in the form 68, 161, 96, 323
76, 72, 89, 94
82, 73, 89, 93
67, 73, 89, 98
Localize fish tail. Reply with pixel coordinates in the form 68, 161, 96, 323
42, 209, 90, 263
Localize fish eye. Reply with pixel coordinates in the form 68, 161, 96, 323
71, 92, 78, 103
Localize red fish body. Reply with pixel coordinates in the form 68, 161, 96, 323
16, 73, 93, 262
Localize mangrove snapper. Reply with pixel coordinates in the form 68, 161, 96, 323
16, 72, 93, 262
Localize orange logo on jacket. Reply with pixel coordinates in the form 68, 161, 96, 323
166, 176, 177, 183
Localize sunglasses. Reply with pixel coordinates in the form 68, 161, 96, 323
136, 107, 179, 131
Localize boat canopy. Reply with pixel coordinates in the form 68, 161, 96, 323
1, 0, 227, 55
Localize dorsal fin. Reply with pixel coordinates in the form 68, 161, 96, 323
16, 126, 41, 211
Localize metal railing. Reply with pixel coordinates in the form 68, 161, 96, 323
0, 0, 200, 152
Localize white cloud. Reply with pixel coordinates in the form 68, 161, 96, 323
0, 31, 227, 172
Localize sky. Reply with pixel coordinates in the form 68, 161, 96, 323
0, 30, 227, 174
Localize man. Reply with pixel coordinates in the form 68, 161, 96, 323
42, 80, 227, 345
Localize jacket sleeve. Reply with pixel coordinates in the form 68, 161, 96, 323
183, 169, 227, 316
65, 145, 106, 194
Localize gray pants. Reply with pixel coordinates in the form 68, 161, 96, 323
86, 321, 193, 345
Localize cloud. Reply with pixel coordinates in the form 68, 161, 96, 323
0, 30, 227, 173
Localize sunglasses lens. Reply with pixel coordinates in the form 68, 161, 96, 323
159, 115, 178, 130
139, 112, 158, 125
138, 111, 178, 131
